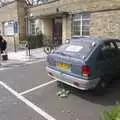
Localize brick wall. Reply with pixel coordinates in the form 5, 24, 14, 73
0, 0, 27, 50
17, 0, 27, 41
30, 0, 120, 16
30, 1, 60, 17
30, 0, 120, 40
0, 2, 18, 22
59, 0, 120, 13
90, 10, 120, 38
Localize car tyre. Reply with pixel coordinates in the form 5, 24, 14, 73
92, 77, 108, 95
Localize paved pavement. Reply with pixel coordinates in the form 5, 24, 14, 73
0, 48, 47, 67
0, 61, 119, 120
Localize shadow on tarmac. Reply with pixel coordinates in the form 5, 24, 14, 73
58, 79, 120, 106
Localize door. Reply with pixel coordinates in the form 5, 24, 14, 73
96, 41, 117, 77
53, 18, 62, 45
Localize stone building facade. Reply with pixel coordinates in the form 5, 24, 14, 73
91, 10, 120, 37
0, 0, 120, 50
0, 0, 27, 51
30, 0, 120, 44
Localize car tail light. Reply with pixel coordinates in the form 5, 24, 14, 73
82, 65, 91, 77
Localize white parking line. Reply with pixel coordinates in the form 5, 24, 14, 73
0, 67, 11, 71
0, 59, 46, 71
20, 80, 57, 95
0, 81, 56, 120
26, 59, 46, 65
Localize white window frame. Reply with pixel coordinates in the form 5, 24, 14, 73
3, 21, 14, 36
72, 13, 90, 37
30, 20, 36, 35
30, 19, 43, 35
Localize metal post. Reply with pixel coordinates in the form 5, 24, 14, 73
0, 50, 1, 66
13, 36, 16, 52
28, 38, 31, 56
28, 46, 30, 56
25, 43, 28, 56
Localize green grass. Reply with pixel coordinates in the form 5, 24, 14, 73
100, 104, 120, 120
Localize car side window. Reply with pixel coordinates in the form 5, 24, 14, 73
115, 41, 120, 56
98, 42, 117, 61
115, 41, 120, 49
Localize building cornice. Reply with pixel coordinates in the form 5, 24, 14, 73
71, 7, 120, 15
29, 0, 60, 9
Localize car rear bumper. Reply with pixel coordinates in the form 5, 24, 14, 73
46, 67, 100, 90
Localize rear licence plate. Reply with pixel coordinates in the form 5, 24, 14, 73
57, 63, 71, 71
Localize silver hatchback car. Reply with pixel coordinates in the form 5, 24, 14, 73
46, 37, 120, 92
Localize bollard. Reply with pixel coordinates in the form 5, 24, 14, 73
13, 36, 16, 52
25, 43, 29, 56
0, 50, 1, 65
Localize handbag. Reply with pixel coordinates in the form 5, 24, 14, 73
2, 51, 8, 61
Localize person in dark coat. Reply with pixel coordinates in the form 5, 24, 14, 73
0, 35, 7, 53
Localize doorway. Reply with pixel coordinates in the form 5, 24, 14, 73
53, 18, 62, 45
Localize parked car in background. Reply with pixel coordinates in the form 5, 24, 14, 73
46, 37, 120, 93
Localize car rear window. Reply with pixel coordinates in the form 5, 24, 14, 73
65, 45, 83, 52
55, 40, 96, 59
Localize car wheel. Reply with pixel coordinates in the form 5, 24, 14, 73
93, 78, 108, 95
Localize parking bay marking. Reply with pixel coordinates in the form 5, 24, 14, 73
19, 80, 57, 95
0, 81, 56, 120
0, 59, 46, 71
0, 67, 12, 71
25, 58, 46, 65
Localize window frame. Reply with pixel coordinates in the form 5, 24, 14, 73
115, 40, 120, 49
72, 13, 90, 37
2, 21, 18, 36
30, 20, 36, 35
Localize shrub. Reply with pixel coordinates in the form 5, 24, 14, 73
26, 33, 43, 49
100, 104, 120, 120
